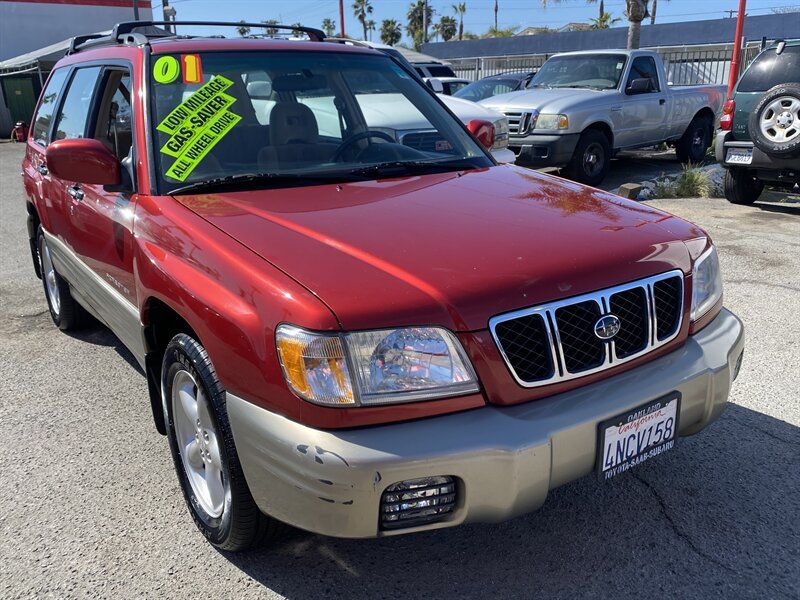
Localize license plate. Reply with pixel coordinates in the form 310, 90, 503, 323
597, 394, 680, 481
726, 147, 753, 165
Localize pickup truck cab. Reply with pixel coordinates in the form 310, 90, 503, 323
481, 50, 726, 185
22, 21, 744, 551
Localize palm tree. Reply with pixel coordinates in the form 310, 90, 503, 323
484, 24, 519, 38
261, 19, 279, 37
352, 0, 373, 41
366, 19, 376, 41
625, 0, 649, 49
380, 19, 402, 45
589, 11, 621, 29
236, 20, 251, 37
321, 18, 336, 38
452, 3, 466, 41
438, 15, 457, 41
407, 0, 435, 50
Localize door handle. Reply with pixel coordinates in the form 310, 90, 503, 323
659, 98, 666, 105
67, 185, 84, 201
37, 164, 48, 175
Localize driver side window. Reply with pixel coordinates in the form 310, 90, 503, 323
627, 57, 660, 92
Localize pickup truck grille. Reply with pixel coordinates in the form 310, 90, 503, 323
503, 111, 533, 136
400, 131, 447, 153
490, 271, 684, 387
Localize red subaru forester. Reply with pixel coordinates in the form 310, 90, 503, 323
22, 21, 744, 551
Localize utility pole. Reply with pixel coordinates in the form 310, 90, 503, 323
494, 0, 498, 30
162, 0, 176, 33
339, 0, 346, 37
728, 0, 747, 97
133, 0, 139, 20
423, 0, 428, 44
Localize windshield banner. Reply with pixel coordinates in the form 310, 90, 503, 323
157, 75, 241, 182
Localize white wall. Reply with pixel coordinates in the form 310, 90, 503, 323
0, 1, 154, 61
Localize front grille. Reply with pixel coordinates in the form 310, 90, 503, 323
554, 301, 605, 372
503, 111, 533, 136
653, 276, 682, 340
490, 271, 685, 387
380, 476, 457, 530
400, 131, 447, 153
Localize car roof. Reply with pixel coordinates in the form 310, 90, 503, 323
148, 37, 377, 55
483, 72, 532, 80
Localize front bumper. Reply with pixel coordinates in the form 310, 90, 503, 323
228, 308, 744, 539
509, 133, 580, 168
716, 131, 800, 184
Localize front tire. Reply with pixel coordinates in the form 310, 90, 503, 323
564, 129, 611, 186
724, 169, 764, 205
676, 115, 712, 164
36, 226, 83, 331
162, 333, 285, 551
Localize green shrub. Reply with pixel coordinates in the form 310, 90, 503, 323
651, 165, 711, 199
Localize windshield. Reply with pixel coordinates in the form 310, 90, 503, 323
454, 78, 519, 102
149, 50, 491, 193
738, 46, 800, 93
530, 54, 626, 90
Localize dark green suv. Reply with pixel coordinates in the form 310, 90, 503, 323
716, 40, 800, 204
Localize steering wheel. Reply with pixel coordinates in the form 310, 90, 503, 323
331, 130, 396, 162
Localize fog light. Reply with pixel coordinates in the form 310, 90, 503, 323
380, 476, 457, 530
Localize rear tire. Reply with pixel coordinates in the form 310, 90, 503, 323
676, 115, 712, 164
724, 169, 764, 205
564, 129, 611, 186
162, 333, 287, 551
36, 226, 83, 331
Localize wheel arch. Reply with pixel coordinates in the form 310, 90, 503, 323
687, 107, 716, 133
583, 121, 614, 148
141, 296, 202, 435
26, 201, 42, 279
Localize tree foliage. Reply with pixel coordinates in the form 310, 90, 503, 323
407, 0, 435, 49
352, 0, 374, 41
380, 19, 403, 45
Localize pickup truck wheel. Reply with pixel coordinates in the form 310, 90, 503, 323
724, 169, 764, 205
36, 226, 83, 331
564, 130, 610, 186
163, 333, 286, 551
676, 116, 712, 164
749, 83, 800, 157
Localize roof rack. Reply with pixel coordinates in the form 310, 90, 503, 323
67, 20, 327, 54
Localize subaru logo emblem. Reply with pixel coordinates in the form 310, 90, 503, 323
594, 314, 621, 340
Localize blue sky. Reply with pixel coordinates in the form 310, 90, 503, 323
160, 0, 798, 44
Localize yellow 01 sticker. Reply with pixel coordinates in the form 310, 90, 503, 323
153, 55, 180, 84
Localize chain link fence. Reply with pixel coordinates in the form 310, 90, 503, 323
446, 41, 769, 86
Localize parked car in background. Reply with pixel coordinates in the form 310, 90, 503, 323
326, 39, 513, 162
405, 60, 470, 95
454, 71, 537, 103
716, 40, 800, 205
481, 50, 726, 185
23, 20, 743, 552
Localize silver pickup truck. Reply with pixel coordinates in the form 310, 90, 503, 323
481, 50, 726, 185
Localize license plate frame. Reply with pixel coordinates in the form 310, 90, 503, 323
596, 393, 681, 481
726, 147, 753, 165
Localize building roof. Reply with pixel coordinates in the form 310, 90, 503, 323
0, 35, 80, 73
421, 13, 800, 59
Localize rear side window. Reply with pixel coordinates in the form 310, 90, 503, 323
53, 67, 102, 141
31, 68, 68, 146
426, 65, 456, 78
93, 70, 133, 161
738, 46, 800, 93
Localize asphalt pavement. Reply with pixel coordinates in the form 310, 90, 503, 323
1, 142, 798, 599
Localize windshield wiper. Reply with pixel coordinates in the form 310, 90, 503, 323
170, 172, 354, 195
345, 159, 477, 179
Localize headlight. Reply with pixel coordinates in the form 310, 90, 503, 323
534, 113, 569, 130
276, 325, 479, 407
690, 245, 723, 322
492, 118, 509, 149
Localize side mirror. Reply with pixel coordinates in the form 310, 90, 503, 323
467, 119, 495, 150
426, 77, 444, 94
46, 138, 121, 186
626, 77, 652, 95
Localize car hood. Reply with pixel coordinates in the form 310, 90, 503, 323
441, 95, 506, 123
480, 87, 609, 112
173, 165, 701, 332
